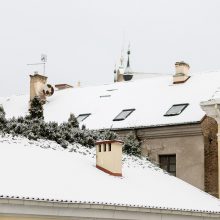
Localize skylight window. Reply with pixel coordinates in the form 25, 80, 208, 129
100, 95, 111, 98
77, 113, 91, 122
106, 89, 118, 92
113, 109, 135, 121
164, 104, 189, 116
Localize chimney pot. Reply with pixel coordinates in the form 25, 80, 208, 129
29, 73, 48, 101
173, 61, 190, 84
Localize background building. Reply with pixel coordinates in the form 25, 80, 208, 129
1, 62, 220, 197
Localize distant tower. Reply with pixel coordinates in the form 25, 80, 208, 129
123, 44, 133, 81
114, 51, 125, 82
114, 64, 117, 82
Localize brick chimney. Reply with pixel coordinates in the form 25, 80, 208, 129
173, 61, 190, 84
96, 140, 123, 176
30, 72, 48, 101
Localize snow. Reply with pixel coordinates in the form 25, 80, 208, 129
0, 135, 220, 213
1, 71, 220, 130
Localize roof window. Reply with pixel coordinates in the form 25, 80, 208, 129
113, 109, 135, 121
164, 104, 189, 116
100, 95, 111, 98
77, 113, 91, 122
106, 89, 118, 92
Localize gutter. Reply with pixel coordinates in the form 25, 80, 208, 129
0, 197, 219, 218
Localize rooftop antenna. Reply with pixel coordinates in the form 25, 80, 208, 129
27, 54, 47, 75
119, 30, 126, 68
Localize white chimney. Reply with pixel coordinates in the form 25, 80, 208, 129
173, 61, 190, 84
96, 140, 123, 176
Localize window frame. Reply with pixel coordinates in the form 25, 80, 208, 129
113, 108, 135, 121
76, 113, 91, 122
164, 103, 189, 116
159, 154, 176, 176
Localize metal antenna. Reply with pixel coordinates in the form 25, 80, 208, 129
27, 54, 47, 75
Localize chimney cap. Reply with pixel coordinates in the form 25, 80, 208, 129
95, 140, 124, 145
30, 73, 48, 79
175, 61, 190, 68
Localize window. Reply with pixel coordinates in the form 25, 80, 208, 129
106, 89, 118, 92
108, 143, 111, 151
164, 104, 189, 116
113, 109, 135, 121
104, 144, 106, 152
159, 155, 176, 176
76, 113, 91, 122
100, 95, 111, 98
98, 145, 101, 152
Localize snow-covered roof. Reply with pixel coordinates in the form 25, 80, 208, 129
0, 135, 220, 214
1, 71, 220, 130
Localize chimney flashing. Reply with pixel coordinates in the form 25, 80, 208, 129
96, 165, 122, 177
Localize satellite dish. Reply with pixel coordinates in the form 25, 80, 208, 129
42, 84, 54, 97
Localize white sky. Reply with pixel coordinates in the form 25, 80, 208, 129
0, 0, 220, 96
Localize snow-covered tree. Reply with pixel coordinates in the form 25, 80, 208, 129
29, 96, 44, 119
123, 132, 141, 157
68, 113, 79, 128
0, 105, 6, 131
99, 129, 118, 140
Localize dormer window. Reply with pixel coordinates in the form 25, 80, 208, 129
113, 109, 135, 121
77, 113, 91, 122
164, 104, 189, 116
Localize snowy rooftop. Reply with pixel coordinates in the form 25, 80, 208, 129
1, 71, 220, 130
0, 135, 220, 213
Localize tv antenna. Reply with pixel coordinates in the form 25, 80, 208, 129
27, 54, 47, 75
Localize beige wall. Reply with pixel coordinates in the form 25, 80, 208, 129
96, 142, 122, 175
142, 135, 204, 190
115, 123, 206, 191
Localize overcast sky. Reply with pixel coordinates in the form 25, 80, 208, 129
0, 0, 220, 96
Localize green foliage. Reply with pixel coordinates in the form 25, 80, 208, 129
68, 113, 79, 128
0, 107, 140, 156
99, 129, 118, 140
123, 132, 141, 157
29, 96, 44, 119
0, 105, 6, 130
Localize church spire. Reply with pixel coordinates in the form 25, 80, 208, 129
124, 44, 132, 75
123, 44, 133, 81
126, 44, 130, 68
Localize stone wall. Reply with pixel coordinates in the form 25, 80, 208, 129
201, 116, 218, 198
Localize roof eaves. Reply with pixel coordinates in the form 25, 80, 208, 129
0, 195, 219, 216
96, 120, 203, 132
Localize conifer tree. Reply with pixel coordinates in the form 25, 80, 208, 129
68, 113, 79, 128
29, 96, 44, 119
123, 132, 141, 157
0, 105, 6, 130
